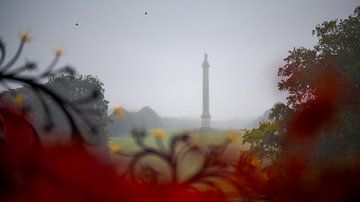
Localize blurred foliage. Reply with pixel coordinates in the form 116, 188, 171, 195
2, 6, 360, 201
0, 31, 109, 144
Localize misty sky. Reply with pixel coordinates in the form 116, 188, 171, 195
0, 0, 359, 120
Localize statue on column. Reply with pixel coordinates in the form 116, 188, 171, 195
201, 53, 211, 130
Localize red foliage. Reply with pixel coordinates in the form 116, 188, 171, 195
286, 70, 341, 139
0, 106, 224, 202
1, 68, 360, 201
262, 70, 360, 201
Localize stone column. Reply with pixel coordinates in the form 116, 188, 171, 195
201, 53, 211, 130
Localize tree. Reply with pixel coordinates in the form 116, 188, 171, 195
277, 6, 360, 160
3, 74, 111, 143
44, 74, 110, 141
244, 6, 360, 161
242, 103, 290, 160
278, 6, 360, 107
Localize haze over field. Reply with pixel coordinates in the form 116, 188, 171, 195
0, 0, 358, 121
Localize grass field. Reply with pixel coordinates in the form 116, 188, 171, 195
108, 128, 249, 153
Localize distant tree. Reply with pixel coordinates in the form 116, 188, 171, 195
108, 106, 164, 136
7, 74, 112, 143
44, 74, 110, 141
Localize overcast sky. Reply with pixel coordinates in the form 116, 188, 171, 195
0, 0, 359, 120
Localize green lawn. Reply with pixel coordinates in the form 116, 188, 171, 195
108, 129, 248, 152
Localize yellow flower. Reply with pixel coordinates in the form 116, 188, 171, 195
18, 30, 31, 42
109, 143, 122, 153
54, 46, 64, 56
113, 105, 124, 118
226, 132, 237, 142
14, 95, 24, 106
152, 128, 166, 138
250, 155, 261, 168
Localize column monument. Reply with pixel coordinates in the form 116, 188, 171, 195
201, 53, 211, 130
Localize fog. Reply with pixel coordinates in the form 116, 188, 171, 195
0, 0, 358, 120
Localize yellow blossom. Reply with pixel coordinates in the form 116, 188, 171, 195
14, 95, 24, 106
250, 155, 261, 168
54, 46, 64, 56
152, 128, 166, 138
18, 30, 31, 42
226, 132, 237, 142
109, 143, 122, 153
113, 105, 124, 118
